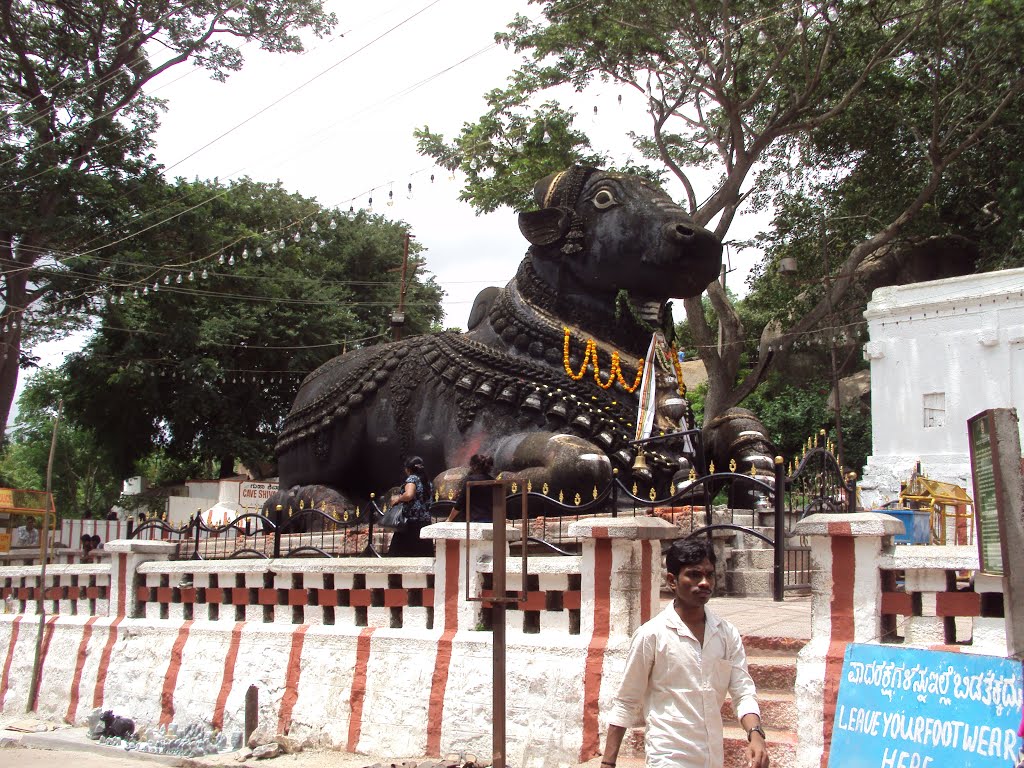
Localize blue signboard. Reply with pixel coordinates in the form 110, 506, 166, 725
829, 644, 1022, 768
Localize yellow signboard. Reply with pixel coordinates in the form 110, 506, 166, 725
0, 533, 10, 553
0, 489, 12, 509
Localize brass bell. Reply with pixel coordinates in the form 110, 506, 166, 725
632, 450, 649, 473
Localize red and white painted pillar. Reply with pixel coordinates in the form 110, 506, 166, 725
791, 512, 902, 768
568, 516, 681, 763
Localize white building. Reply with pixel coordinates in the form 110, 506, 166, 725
859, 266, 1024, 508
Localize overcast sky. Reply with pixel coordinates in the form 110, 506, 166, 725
149, 0, 540, 330
146, 0, 767, 324
25, 0, 769, 413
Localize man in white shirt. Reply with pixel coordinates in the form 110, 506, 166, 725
13, 516, 39, 548
602, 537, 769, 768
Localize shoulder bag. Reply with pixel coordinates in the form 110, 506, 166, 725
378, 502, 409, 532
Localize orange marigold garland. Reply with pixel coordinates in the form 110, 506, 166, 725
563, 327, 644, 393
670, 344, 687, 396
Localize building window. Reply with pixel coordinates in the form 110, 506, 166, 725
923, 392, 945, 428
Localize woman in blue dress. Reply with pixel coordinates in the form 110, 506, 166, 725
387, 456, 434, 556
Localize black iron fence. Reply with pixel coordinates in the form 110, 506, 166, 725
129, 437, 854, 601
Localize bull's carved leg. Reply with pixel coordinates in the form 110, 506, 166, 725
490, 431, 613, 497
703, 407, 776, 509
261, 485, 354, 528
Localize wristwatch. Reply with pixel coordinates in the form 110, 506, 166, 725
746, 724, 766, 742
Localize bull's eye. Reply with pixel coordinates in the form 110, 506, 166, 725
593, 189, 617, 209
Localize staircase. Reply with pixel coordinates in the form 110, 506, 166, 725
723, 635, 800, 768
723, 509, 811, 598
600, 633, 802, 768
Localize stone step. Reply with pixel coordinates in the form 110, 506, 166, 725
743, 635, 807, 654
726, 569, 775, 597
722, 690, 797, 730
728, 548, 776, 569
609, 728, 797, 768
746, 654, 798, 692
724, 726, 798, 768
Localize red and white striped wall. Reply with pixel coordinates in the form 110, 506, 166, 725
0, 518, 677, 766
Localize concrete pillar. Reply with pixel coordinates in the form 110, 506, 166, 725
791, 512, 902, 768
420, 522, 522, 633
567, 516, 682, 762
104, 539, 176, 619
568, 516, 681, 639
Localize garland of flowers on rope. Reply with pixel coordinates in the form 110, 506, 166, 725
562, 326, 644, 392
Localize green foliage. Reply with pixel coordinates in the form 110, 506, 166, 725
56, 177, 444, 479
0, 0, 338, 437
0, 369, 121, 518
739, 376, 870, 476
418, 0, 1024, 428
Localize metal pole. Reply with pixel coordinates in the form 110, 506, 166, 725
28, 399, 61, 711
773, 456, 785, 602
393, 233, 413, 342
244, 685, 258, 745
716, 263, 726, 356
491, 483, 507, 768
820, 221, 845, 468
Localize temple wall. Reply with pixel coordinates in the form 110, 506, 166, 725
860, 267, 1024, 508
0, 519, 674, 768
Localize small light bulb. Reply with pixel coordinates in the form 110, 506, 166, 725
175, 274, 182, 284
228, 255, 235, 266
255, 247, 262, 258
330, 219, 338, 229
310, 222, 318, 233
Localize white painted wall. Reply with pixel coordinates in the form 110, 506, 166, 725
860, 267, 1024, 508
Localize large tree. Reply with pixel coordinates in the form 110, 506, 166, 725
417, 0, 1024, 423
0, 368, 120, 517
56, 177, 443, 479
0, 0, 337, 440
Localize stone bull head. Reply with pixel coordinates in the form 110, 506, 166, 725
518, 166, 722, 311
266, 167, 772, 518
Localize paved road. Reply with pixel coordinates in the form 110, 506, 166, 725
1, 746, 164, 768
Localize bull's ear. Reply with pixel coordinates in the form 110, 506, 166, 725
518, 207, 571, 246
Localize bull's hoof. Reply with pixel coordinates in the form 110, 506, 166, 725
261, 485, 354, 519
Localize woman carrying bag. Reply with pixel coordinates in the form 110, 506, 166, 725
386, 456, 434, 556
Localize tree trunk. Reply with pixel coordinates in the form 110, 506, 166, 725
0, 272, 29, 443
218, 456, 235, 478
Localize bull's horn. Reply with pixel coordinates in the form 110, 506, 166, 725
532, 165, 599, 208
518, 207, 571, 246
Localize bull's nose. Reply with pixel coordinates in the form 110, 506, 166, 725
664, 221, 697, 243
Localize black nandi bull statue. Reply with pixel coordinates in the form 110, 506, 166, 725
265, 166, 774, 515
